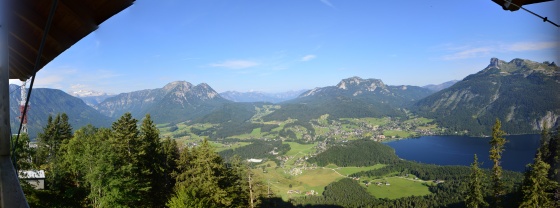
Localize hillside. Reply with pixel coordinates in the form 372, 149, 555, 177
95, 81, 231, 124
70, 90, 115, 106
413, 58, 560, 135
220, 90, 306, 103
422, 80, 459, 92
263, 77, 433, 122
10, 85, 111, 139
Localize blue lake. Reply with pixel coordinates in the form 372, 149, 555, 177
385, 134, 541, 172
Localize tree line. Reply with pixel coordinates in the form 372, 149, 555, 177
307, 139, 400, 167
14, 112, 269, 207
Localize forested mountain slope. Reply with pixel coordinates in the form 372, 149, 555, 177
9, 85, 111, 138
263, 77, 433, 122
96, 81, 231, 124
413, 58, 560, 135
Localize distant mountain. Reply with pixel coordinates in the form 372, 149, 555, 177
423, 80, 459, 92
220, 90, 307, 103
10, 85, 112, 139
70, 90, 115, 106
262, 77, 434, 122
95, 81, 231, 124
413, 58, 560, 135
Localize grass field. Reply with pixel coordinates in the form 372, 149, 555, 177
364, 177, 433, 199
285, 142, 316, 157
211, 141, 251, 152
336, 164, 386, 176
383, 130, 413, 138
253, 162, 391, 200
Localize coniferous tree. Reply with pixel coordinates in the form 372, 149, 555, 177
11, 133, 34, 171
109, 112, 152, 207
172, 139, 246, 207
35, 113, 73, 198
544, 126, 560, 206
35, 113, 73, 167
489, 119, 506, 207
158, 137, 179, 200
466, 154, 488, 208
138, 114, 162, 207
229, 155, 267, 208
520, 151, 558, 208
167, 186, 215, 208
539, 122, 550, 160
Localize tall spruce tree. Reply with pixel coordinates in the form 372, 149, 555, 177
157, 137, 179, 206
11, 133, 34, 171
466, 154, 488, 208
520, 151, 558, 208
35, 113, 73, 194
489, 119, 506, 208
229, 155, 267, 208
139, 114, 168, 207
551, 127, 560, 204
109, 112, 150, 207
172, 139, 245, 207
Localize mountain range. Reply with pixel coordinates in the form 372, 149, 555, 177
69, 90, 115, 106
12, 57, 558, 138
9, 86, 111, 138
261, 77, 434, 122
414, 58, 559, 135
95, 81, 231, 124
219, 90, 307, 103
423, 80, 459, 92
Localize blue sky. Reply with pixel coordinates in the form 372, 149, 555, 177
15, 0, 560, 94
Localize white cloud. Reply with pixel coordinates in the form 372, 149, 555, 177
506, 41, 559, 51
209, 60, 259, 69
301, 54, 317, 61
70, 84, 88, 90
442, 47, 492, 60
320, 0, 335, 8
440, 41, 559, 60
35, 75, 64, 87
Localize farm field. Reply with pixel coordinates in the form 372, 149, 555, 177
363, 176, 434, 199
254, 162, 389, 200
285, 142, 316, 157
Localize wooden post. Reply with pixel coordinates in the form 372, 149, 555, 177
0, 1, 30, 207
0, 0, 11, 156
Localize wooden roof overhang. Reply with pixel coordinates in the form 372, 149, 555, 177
7, 0, 135, 80
491, 0, 554, 11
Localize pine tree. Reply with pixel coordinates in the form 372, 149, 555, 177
547, 127, 560, 205
157, 137, 179, 205
539, 122, 551, 166
108, 112, 150, 207
11, 133, 34, 171
466, 154, 488, 208
35, 113, 73, 167
172, 139, 242, 207
229, 155, 266, 208
520, 151, 558, 208
489, 119, 506, 208
167, 186, 215, 208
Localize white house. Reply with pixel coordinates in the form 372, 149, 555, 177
247, 158, 263, 163
19, 170, 45, 190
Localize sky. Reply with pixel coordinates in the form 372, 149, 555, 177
12, 0, 560, 94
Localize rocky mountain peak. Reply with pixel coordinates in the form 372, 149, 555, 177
482, 58, 558, 76
163, 81, 193, 92
488, 57, 501, 69
70, 89, 110, 97
193, 83, 219, 99
336, 76, 386, 91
